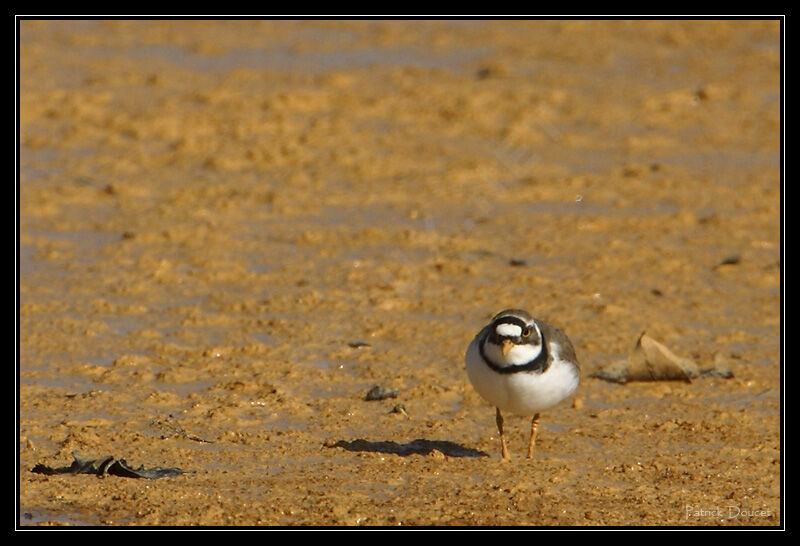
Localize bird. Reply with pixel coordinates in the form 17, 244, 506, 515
465, 308, 580, 460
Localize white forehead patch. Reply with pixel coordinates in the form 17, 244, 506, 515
495, 323, 522, 337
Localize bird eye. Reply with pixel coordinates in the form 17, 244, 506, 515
522, 327, 531, 337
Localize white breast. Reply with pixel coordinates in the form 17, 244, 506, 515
465, 337, 579, 415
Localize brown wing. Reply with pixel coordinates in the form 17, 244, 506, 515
538, 320, 580, 371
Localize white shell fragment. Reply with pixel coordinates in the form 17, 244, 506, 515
591, 332, 733, 383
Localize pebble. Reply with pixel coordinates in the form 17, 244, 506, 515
365, 385, 399, 401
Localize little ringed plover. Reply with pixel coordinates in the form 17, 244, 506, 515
465, 308, 580, 460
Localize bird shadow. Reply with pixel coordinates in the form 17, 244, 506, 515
326, 438, 488, 458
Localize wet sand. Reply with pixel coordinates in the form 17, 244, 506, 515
19, 20, 781, 526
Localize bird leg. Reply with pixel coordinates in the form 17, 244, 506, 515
495, 407, 510, 460
527, 413, 540, 459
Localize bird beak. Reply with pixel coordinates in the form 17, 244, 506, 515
501, 339, 514, 356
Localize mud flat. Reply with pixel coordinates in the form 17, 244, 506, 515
19, 20, 780, 526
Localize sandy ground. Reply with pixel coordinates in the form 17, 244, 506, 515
18, 19, 781, 527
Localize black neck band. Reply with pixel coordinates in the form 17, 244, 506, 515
479, 331, 549, 374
